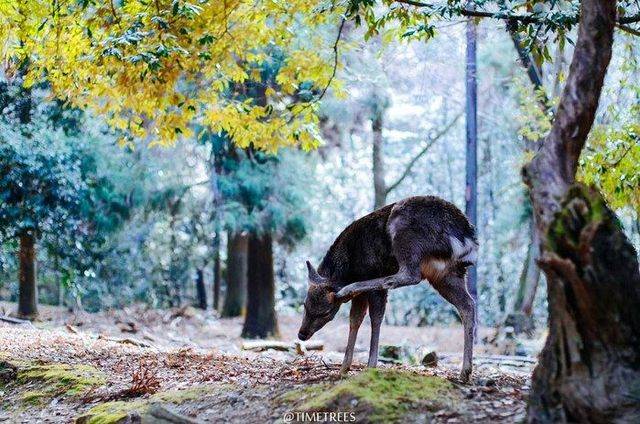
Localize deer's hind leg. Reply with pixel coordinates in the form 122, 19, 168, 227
341, 295, 368, 375
366, 290, 388, 368
431, 267, 476, 382
336, 266, 421, 301
336, 221, 434, 301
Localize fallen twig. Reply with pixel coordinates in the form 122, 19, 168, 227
242, 340, 323, 353
97, 334, 153, 348
0, 315, 34, 327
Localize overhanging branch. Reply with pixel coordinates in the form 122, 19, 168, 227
393, 0, 640, 26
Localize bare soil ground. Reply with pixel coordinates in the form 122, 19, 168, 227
0, 302, 541, 423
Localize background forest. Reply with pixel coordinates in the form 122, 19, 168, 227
1, 1, 640, 423
1, 15, 638, 332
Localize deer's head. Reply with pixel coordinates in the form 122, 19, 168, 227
297, 261, 342, 341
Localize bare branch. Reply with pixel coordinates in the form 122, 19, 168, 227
386, 111, 462, 194
618, 23, 640, 36
318, 17, 346, 101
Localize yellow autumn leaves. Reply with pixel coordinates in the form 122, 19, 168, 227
0, 0, 342, 151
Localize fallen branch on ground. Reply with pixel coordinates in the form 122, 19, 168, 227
97, 334, 153, 348
0, 315, 35, 327
242, 340, 323, 353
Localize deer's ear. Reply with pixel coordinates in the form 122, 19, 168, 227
306, 260, 324, 284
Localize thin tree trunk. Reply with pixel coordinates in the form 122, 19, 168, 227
505, 220, 540, 334
520, 226, 541, 316
195, 268, 207, 310
508, 23, 546, 318
17, 232, 38, 319
465, 16, 478, 317
222, 232, 248, 318
212, 230, 221, 311
55, 253, 64, 307
522, 1, 640, 422
241, 232, 278, 339
513, 241, 530, 312
372, 110, 386, 210
209, 132, 224, 312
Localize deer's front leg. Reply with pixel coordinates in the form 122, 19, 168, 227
341, 295, 368, 375
366, 291, 388, 368
336, 268, 421, 301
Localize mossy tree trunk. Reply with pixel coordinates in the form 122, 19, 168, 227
522, 0, 640, 421
528, 187, 640, 422
17, 231, 38, 319
222, 232, 248, 318
241, 232, 278, 339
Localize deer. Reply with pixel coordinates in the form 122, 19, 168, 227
297, 196, 478, 381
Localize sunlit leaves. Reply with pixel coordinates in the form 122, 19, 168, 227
513, 79, 555, 144
0, 0, 341, 150
581, 124, 640, 213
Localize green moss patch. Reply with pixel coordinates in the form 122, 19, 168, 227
282, 369, 457, 423
18, 363, 106, 396
0, 361, 107, 407
547, 184, 618, 254
20, 390, 50, 405
77, 386, 215, 424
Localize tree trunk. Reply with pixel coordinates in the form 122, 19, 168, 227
505, 221, 541, 334
17, 232, 38, 319
528, 187, 640, 423
521, 1, 640, 422
222, 232, 248, 318
195, 268, 207, 310
241, 232, 278, 339
508, 23, 545, 323
212, 229, 222, 311
209, 133, 224, 312
372, 109, 387, 210
520, 225, 541, 316
465, 16, 478, 317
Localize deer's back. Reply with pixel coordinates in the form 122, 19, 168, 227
318, 204, 398, 284
319, 196, 476, 286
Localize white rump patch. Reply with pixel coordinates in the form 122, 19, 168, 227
449, 236, 478, 264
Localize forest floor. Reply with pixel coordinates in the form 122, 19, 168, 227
0, 302, 543, 423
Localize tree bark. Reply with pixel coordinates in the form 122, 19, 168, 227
212, 230, 222, 311
195, 268, 207, 310
17, 232, 38, 319
522, 0, 616, 232
528, 187, 640, 423
520, 225, 541, 316
505, 220, 541, 334
372, 98, 387, 210
241, 232, 279, 339
521, 1, 640, 422
465, 15, 479, 318
221, 232, 248, 318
